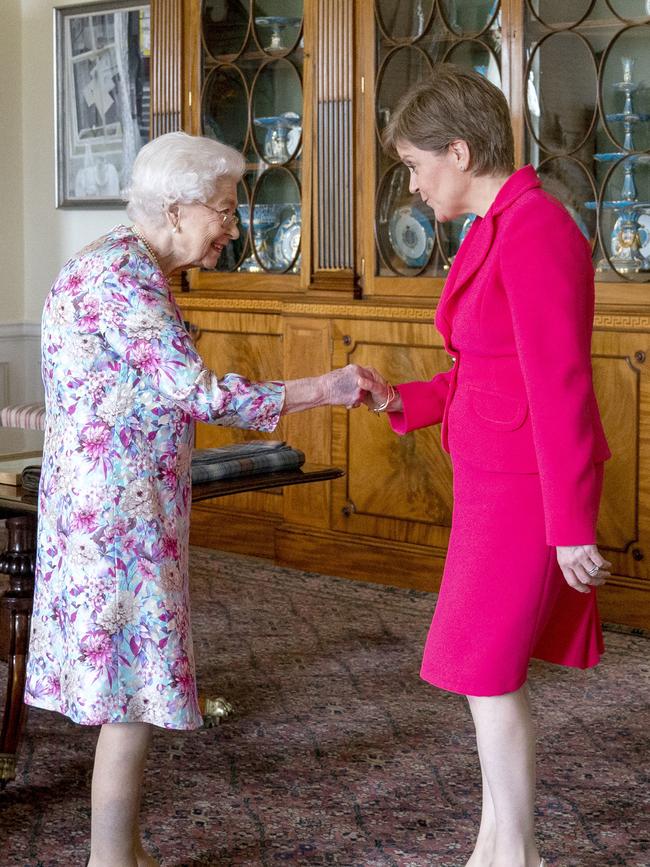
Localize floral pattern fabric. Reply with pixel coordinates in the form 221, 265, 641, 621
25, 225, 285, 730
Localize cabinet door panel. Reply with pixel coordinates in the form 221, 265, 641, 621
185, 309, 286, 516
282, 318, 332, 528
331, 319, 452, 547
592, 329, 650, 584
348, 343, 452, 524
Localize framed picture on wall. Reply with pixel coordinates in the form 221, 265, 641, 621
54, 0, 151, 208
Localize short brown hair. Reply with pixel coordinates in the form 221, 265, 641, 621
383, 64, 515, 176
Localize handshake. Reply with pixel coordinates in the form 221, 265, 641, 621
319, 364, 401, 414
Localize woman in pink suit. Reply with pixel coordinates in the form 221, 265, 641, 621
361, 65, 612, 867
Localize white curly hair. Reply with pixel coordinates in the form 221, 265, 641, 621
125, 131, 245, 227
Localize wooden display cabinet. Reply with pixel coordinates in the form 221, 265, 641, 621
149, 0, 650, 628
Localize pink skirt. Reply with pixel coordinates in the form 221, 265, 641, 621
420, 458, 605, 696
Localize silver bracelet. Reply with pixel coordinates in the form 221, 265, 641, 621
373, 383, 396, 413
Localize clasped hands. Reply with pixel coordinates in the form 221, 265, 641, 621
325, 364, 401, 413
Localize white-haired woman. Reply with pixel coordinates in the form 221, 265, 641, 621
25, 132, 365, 867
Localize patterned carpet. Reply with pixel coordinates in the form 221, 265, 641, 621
1, 546, 649, 867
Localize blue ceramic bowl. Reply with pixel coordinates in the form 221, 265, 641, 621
238, 204, 283, 232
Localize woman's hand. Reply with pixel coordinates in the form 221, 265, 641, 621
357, 366, 403, 413
320, 364, 368, 408
556, 545, 612, 594
282, 365, 367, 414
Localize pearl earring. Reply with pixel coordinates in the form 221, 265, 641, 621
172, 226, 178, 233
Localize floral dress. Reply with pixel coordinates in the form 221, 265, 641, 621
24, 226, 285, 730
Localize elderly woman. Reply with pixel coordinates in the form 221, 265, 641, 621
24, 131, 365, 867
360, 66, 612, 867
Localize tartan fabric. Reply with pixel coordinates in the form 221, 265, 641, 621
191, 441, 305, 484
0, 403, 46, 430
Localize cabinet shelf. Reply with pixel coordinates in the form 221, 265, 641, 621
203, 48, 304, 67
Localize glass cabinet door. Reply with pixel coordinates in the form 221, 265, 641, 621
524, 1, 650, 282
373, 0, 503, 284
200, 0, 304, 275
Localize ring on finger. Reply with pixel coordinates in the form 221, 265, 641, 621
587, 564, 600, 576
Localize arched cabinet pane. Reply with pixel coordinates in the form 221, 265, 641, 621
198, 1, 303, 277
525, 1, 650, 282
202, 0, 250, 59
373, 0, 503, 280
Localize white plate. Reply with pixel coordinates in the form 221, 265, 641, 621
274, 213, 301, 266
388, 205, 434, 268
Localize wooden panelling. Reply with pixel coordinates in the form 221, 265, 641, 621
282, 318, 332, 528
151, 0, 183, 135
329, 318, 453, 547
177, 293, 650, 628
501, 0, 526, 166
593, 354, 638, 553
183, 305, 287, 521
592, 328, 650, 587
190, 504, 280, 559
276, 524, 445, 593
314, 0, 355, 276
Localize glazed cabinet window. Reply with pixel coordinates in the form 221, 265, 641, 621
373, 1, 502, 282
524, 1, 650, 283
175, 1, 650, 295
200, 1, 304, 277
362, 0, 650, 297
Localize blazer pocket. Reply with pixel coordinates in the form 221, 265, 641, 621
468, 386, 528, 431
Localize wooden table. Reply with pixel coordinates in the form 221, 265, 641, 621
0, 436, 342, 785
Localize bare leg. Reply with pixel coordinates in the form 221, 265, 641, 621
88, 722, 159, 867
466, 685, 541, 867
465, 755, 496, 867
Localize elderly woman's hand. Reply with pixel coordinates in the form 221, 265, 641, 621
282, 365, 367, 414
320, 364, 368, 409
556, 545, 612, 593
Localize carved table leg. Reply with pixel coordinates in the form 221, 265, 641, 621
0, 515, 36, 787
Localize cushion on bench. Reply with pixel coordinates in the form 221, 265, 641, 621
0, 403, 46, 430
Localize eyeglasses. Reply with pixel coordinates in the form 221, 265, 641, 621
199, 201, 239, 228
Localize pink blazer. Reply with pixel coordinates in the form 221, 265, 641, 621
388, 165, 610, 546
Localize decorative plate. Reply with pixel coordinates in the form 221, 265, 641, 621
287, 124, 302, 156
274, 209, 301, 267
459, 213, 476, 244
388, 205, 434, 268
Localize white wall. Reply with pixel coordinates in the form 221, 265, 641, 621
22, 0, 128, 325
0, 0, 129, 406
1, 0, 24, 326
0, 0, 35, 405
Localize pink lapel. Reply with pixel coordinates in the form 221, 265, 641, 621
435, 166, 541, 344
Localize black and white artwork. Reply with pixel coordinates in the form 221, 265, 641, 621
55, 1, 151, 207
